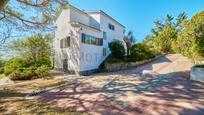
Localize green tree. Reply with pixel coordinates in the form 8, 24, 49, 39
0, 0, 69, 44
0, 59, 5, 74
4, 34, 52, 80
147, 12, 187, 53
155, 26, 177, 53
144, 35, 155, 49
9, 34, 51, 65
123, 31, 136, 56
129, 42, 156, 61
173, 10, 204, 60
109, 40, 125, 60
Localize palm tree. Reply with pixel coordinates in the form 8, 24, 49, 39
123, 31, 136, 56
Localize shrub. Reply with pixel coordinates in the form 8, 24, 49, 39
4, 34, 52, 80
129, 43, 157, 62
0, 60, 5, 67
194, 64, 204, 68
10, 67, 35, 80
35, 65, 50, 78
4, 58, 23, 76
109, 40, 125, 60
35, 57, 51, 67
173, 11, 204, 60
0, 67, 4, 74
106, 58, 123, 64
4, 57, 51, 80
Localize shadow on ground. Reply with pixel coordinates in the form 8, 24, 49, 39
36, 70, 204, 114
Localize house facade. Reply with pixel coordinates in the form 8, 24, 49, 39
54, 4, 125, 75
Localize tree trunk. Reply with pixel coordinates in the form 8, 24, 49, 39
0, 0, 9, 13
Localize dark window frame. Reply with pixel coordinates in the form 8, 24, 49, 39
103, 31, 107, 40
81, 33, 103, 46
108, 23, 115, 31
60, 36, 70, 48
103, 48, 107, 56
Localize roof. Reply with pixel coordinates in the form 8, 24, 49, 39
85, 10, 125, 28
70, 21, 101, 32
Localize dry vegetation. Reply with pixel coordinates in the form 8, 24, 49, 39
0, 77, 85, 115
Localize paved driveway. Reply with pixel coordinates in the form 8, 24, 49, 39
35, 54, 204, 115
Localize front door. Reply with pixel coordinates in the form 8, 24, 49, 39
63, 59, 68, 73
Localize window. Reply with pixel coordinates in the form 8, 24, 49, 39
112, 25, 115, 31
60, 37, 70, 48
103, 48, 107, 56
108, 23, 115, 31
103, 31, 107, 40
81, 34, 103, 46
109, 23, 112, 30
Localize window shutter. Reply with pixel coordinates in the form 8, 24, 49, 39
63, 39, 66, 48
112, 25, 115, 31
100, 39, 103, 46
103, 32, 107, 40
67, 37, 70, 47
82, 34, 85, 43
64, 38, 67, 48
103, 48, 106, 56
109, 23, 112, 29
60, 39, 63, 48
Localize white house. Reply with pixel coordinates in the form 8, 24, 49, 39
54, 4, 125, 75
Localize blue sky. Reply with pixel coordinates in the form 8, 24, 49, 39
69, 0, 204, 42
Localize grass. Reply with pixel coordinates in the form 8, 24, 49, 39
0, 77, 86, 115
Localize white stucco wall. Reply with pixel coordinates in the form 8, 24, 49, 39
100, 13, 125, 43
70, 8, 90, 25
54, 9, 80, 73
79, 12, 125, 72
79, 29, 103, 71
95, 13, 125, 57
54, 6, 125, 73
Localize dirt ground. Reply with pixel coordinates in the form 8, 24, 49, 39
0, 77, 86, 115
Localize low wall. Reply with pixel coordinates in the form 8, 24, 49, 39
190, 67, 204, 81
105, 55, 162, 72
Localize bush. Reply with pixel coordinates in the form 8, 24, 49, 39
0, 60, 5, 67
129, 43, 157, 62
106, 58, 123, 64
3, 34, 52, 80
109, 40, 125, 60
35, 65, 50, 78
4, 57, 51, 80
194, 65, 204, 68
10, 67, 35, 80
173, 11, 204, 60
35, 57, 51, 67
4, 58, 23, 76
0, 67, 4, 74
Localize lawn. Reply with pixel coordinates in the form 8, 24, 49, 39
0, 77, 85, 115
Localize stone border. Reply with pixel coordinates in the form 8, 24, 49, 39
190, 66, 204, 82
104, 55, 163, 72
25, 82, 71, 99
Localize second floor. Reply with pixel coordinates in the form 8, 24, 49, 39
55, 4, 125, 42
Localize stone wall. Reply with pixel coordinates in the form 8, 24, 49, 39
191, 67, 204, 81
104, 56, 162, 72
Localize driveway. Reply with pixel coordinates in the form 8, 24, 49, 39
34, 54, 204, 115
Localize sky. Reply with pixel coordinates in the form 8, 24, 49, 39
69, 0, 204, 42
